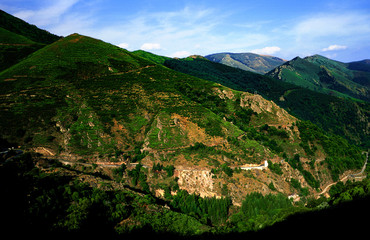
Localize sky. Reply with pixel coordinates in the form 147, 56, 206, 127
1, 0, 370, 61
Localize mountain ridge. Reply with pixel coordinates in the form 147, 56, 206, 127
267, 54, 370, 101
205, 52, 286, 74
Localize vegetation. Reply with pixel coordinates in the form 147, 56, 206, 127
170, 190, 232, 225
285, 153, 319, 189
297, 120, 364, 181
0, 153, 208, 238
268, 160, 283, 175
0, 33, 287, 164
1, 144, 369, 238
328, 178, 370, 205
132, 49, 171, 64
230, 192, 296, 232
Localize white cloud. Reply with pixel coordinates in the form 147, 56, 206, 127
322, 45, 347, 52
294, 13, 369, 37
140, 43, 161, 51
9, 3, 271, 57
275, 11, 370, 60
117, 43, 129, 49
291, 12, 370, 42
90, 6, 269, 57
250, 46, 281, 55
171, 51, 191, 58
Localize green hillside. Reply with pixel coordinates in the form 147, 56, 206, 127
164, 57, 370, 148
132, 49, 171, 64
0, 26, 37, 44
0, 10, 61, 71
0, 27, 45, 71
267, 55, 370, 102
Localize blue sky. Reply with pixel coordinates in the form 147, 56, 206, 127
1, 0, 370, 61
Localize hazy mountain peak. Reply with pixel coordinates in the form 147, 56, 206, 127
205, 52, 286, 74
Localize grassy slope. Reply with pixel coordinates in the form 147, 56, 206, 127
132, 50, 171, 65
0, 10, 61, 71
0, 27, 45, 71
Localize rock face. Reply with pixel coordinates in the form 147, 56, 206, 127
176, 169, 217, 198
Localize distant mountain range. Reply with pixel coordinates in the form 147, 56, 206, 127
205, 52, 286, 74
205, 51, 370, 102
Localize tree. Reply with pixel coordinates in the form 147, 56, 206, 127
220, 163, 233, 177
164, 165, 175, 177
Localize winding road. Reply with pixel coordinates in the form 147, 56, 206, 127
317, 150, 368, 197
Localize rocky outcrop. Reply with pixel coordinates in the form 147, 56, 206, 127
175, 169, 218, 198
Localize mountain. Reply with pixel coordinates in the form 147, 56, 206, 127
205, 52, 286, 74
267, 55, 370, 101
0, 10, 61, 71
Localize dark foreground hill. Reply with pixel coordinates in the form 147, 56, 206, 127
1, 152, 369, 239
